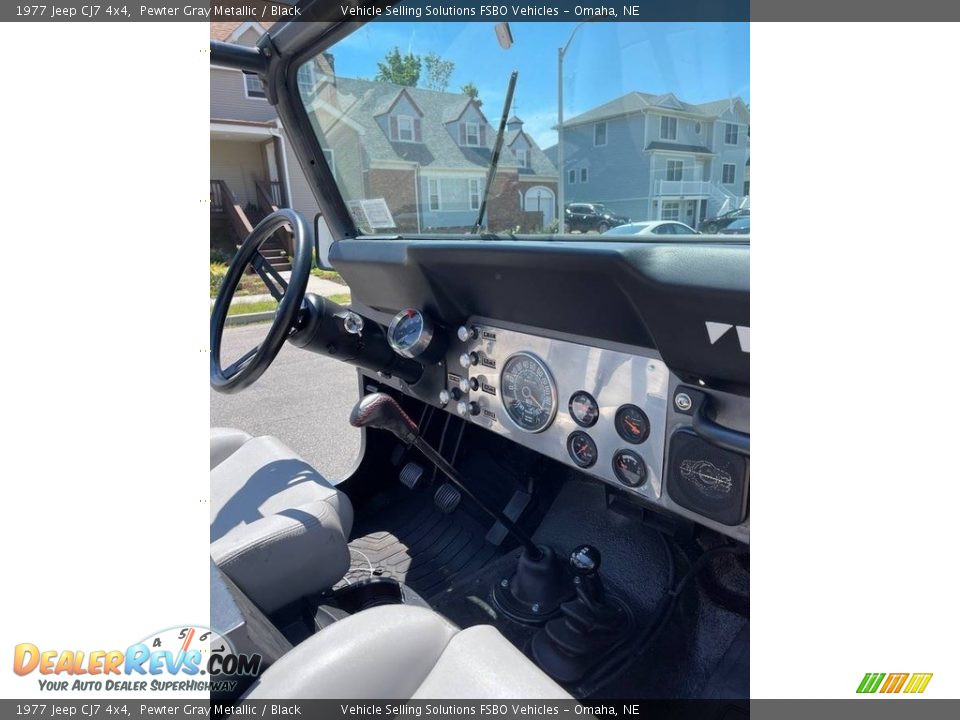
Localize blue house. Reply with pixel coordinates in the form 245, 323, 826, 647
547, 92, 750, 228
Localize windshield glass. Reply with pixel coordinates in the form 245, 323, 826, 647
296, 19, 749, 238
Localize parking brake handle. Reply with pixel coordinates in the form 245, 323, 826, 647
350, 393, 543, 560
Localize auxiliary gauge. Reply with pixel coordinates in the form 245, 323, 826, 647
387, 308, 444, 361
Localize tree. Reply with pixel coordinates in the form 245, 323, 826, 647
461, 82, 482, 107
423, 53, 455, 92
375, 47, 421, 87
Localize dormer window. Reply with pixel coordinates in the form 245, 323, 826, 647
515, 149, 528, 168
463, 121, 480, 147
660, 116, 677, 141
397, 115, 414, 142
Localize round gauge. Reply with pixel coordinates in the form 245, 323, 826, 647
615, 404, 650, 444
387, 308, 434, 358
568, 391, 599, 428
612, 449, 647, 487
566, 431, 598, 468
500, 352, 558, 433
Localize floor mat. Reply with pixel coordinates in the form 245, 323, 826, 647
337, 490, 503, 598
431, 478, 749, 699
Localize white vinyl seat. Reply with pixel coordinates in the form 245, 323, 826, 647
209, 428, 353, 613
243, 605, 572, 699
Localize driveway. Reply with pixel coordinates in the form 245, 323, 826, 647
211, 323, 362, 482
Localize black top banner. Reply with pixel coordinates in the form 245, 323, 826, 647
4, 0, 960, 22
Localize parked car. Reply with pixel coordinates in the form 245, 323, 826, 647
564, 202, 630, 233
603, 221, 699, 237
700, 207, 749, 234
718, 217, 750, 235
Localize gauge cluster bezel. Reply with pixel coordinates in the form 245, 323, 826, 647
452, 320, 669, 503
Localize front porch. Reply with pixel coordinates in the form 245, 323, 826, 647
210, 121, 293, 267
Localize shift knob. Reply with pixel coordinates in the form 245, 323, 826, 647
569, 545, 602, 575
349, 393, 418, 445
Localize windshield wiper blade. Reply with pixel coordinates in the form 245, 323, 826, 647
471, 70, 518, 235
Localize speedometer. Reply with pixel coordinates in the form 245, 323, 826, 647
500, 352, 557, 433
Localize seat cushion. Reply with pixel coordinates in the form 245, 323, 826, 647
243, 605, 571, 700
210, 430, 353, 613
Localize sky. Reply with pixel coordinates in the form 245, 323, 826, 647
328, 21, 749, 148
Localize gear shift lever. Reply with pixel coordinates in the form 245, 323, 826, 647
351, 393, 572, 621
570, 544, 605, 606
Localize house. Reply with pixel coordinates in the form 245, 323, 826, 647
301, 79, 559, 233
547, 92, 750, 228
210, 20, 330, 267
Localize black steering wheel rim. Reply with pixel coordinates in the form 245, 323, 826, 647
210, 208, 313, 394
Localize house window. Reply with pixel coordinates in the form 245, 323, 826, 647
322, 148, 335, 177
580, 167, 588, 183
297, 62, 317, 97
428, 179, 441, 211
594, 122, 607, 147
725, 123, 739, 145
666, 159, 683, 182
396, 115, 414, 142
722, 163, 736, 184
661, 201, 680, 221
243, 72, 266, 99
469, 178, 483, 211
515, 149, 528, 168
464, 122, 480, 146
568, 169, 577, 184
660, 116, 677, 140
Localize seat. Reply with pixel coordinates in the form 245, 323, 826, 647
210, 428, 354, 613
243, 605, 572, 699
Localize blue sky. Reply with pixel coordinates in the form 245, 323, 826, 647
329, 21, 749, 148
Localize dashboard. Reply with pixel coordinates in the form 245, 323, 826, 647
376, 307, 750, 544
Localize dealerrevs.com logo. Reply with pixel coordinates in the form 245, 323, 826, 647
857, 672, 933, 694
12, 626, 261, 693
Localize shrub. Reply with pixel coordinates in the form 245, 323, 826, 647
210, 262, 229, 297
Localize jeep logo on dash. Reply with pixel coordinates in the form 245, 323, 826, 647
481, 382, 496, 395
480, 356, 496, 369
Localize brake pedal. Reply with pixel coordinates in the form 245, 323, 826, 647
399, 462, 425, 490
434, 483, 461, 514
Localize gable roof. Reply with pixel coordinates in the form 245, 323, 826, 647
310, 77, 556, 176
210, 19, 275, 42
563, 91, 748, 127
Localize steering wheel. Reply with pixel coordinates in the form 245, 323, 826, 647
210, 208, 313, 394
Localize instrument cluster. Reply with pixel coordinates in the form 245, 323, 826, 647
441, 318, 670, 503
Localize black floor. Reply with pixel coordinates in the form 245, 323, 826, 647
338, 488, 504, 598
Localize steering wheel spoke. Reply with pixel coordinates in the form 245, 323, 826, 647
222, 345, 260, 379
250, 251, 288, 302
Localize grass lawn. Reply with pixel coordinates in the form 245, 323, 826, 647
327, 293, 351, 305
310, 269, 347, 284
226, 299, 279, 316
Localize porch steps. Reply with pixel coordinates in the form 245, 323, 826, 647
258, 239, 291, 272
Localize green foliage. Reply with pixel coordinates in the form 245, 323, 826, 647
375, 47, 421, 87
210, 248, 233, 265
226, 299, 279, 316
461, 82, 482, 107
210, 262, 229, 297
424, 53, 455, 91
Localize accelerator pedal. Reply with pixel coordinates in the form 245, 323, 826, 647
434, 483, 462, 514
399, 462, 425, 490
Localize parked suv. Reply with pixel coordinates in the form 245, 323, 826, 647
564, 203, 630, 233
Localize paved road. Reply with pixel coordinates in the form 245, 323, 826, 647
211, 323, 361, 481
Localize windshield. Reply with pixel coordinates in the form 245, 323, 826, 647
296, 19, 749, 238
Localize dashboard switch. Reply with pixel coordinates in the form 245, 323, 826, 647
457, 400, 481, 417
457, 325, 480, 342
459, 377, 479, 393
459, 352, 479, 369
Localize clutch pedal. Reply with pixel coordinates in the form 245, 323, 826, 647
434, 483, 461, 514
399, 462, 425, 490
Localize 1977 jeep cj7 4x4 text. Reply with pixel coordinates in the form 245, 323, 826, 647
209, 7, 749, 703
